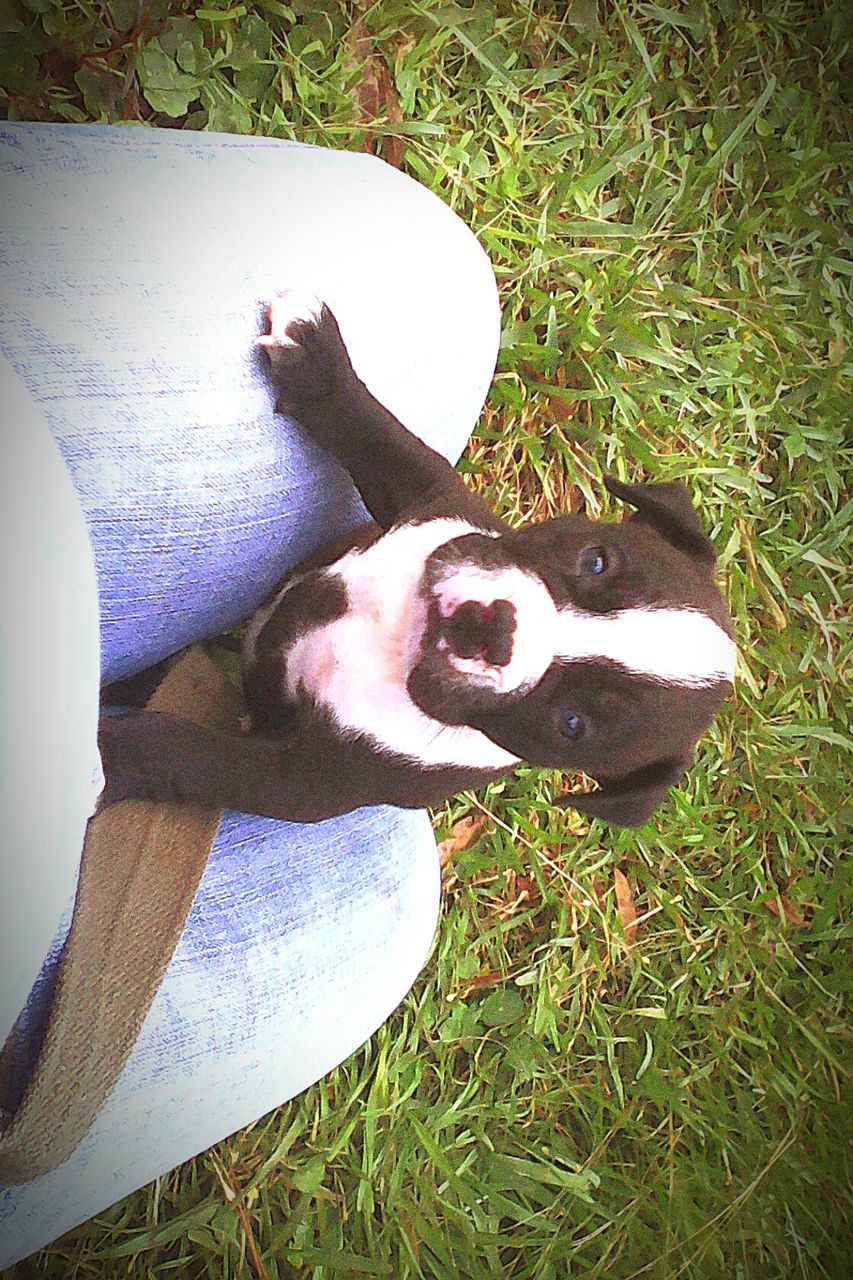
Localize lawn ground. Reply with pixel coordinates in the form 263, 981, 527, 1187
2, 2, 850, 1277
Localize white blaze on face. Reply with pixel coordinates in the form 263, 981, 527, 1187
430, 566, 736, 692
555, 605, 736, 687
400, 556, 736, 696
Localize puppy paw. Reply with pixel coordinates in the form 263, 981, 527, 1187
257, 289, 325, 353
257, 289, 348, 403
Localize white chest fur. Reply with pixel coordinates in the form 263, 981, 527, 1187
284, 519, 521, 770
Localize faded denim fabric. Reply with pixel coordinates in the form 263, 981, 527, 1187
0, 124, 499, 1265
0, 122, 499, 682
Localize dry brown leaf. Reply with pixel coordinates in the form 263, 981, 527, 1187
437, 815, 489, 867
373, 60, 405, 169
344, 18, 405, 168
542, 392, 578, 425
461, 969, 506, 998
614, 867, 638, 947
763, 895, 806, 928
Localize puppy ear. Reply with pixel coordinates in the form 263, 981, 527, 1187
604, 475, 717, 566
556, 758, 686, 829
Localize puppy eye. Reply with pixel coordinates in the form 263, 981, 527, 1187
579, 546, 608, 576
558, 710, 585, 741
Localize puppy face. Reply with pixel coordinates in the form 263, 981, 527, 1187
407, 478, 735, 825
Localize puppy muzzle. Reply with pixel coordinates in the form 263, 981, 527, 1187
430, 597, 516, 668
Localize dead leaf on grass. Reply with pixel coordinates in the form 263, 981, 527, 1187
344, 18, 405, 168
438, 815, 489, 867
460, 969, 507, 998
614, 866, 639, 947
763, 895, 807, 928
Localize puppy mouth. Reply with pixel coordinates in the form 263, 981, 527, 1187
406, 591, 518, 725
416, 572, 556, 699
422, 588, 512, 670
425, 595, 516, 673
405, 535, 560, 715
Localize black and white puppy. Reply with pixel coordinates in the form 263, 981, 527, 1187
98, 291, 736, 828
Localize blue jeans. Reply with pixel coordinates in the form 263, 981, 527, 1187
0, 124, 499, 1266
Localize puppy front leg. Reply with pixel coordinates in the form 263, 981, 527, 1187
258, 291, 499, 532
97, 711, 343, 822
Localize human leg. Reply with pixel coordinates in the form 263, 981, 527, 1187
0, 122, 500, 682
0, 124, 499, 1265
0, 800, 439, 1267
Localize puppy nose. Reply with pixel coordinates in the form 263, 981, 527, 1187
445, 599, 515, 666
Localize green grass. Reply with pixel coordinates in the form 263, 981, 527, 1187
3, 1, 851, 1276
